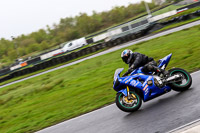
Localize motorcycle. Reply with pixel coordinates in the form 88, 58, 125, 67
113, 53, 192, 112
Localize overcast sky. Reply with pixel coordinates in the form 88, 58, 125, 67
0, 0, 151, 40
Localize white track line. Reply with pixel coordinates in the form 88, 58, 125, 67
167, 118, 200, 133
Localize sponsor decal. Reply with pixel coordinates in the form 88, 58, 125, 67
123, 77, 129, 81
135, 82, 139, 87
145, 88, 149, 95
130, 80, 139, 87
130, 80, 136, 85
143, 76, 152, 87
125, 77, 132, 84
143, 84, 148, 91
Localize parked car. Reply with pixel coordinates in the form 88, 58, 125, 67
62, 37, 87, 52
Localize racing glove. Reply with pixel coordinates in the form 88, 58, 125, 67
122, 65, 135, 77
122, 71, 129, 77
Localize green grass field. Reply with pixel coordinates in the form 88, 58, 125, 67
152, 4, 185, 16
0, 24, 200, 133
155, 16, 200, 33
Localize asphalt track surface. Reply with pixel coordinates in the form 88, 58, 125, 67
0, 20, 200, 89
37, 71, 200, 133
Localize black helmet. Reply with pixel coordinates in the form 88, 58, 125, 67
121, 49, 133, 64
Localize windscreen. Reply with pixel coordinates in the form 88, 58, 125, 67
114, 68, 124, 80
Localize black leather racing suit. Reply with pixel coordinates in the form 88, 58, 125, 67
123, 52, 157, 76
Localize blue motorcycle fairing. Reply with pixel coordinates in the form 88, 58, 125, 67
130, 67, 143, 75
118, 75, 171, 102
115, 75, 171, 102
141, 78, 171, 102
158, 53, 172, 68
113, 74, 149, 91
130, 67, 152, 76
118, 88, 128, 97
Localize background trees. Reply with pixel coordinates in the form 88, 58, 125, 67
0, 1, 157, 68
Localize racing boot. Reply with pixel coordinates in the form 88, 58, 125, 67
153, 66, 168, 77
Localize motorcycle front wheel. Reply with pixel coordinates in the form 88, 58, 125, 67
168, 68, 192, 92
115, 91, 142, 112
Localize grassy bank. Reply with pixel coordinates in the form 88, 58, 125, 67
155, 16, 200, 33
0, 48, 107, 86
0, 25, 200, 133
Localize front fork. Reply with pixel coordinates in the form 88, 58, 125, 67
118, 86, 136, 100
127, 86, 136, 100
127, 86, 131, 100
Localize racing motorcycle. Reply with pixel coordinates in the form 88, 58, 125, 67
113, 53, 192, 112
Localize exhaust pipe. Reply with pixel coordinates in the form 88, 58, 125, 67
165, 74, 181, 82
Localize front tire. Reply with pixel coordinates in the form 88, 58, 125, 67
115, 91, 142, 112
168, 68, 192, 92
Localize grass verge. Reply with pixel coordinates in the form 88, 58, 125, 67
0, 24, 200, 133
0, 48, 107, 86
156, 16, 200, 33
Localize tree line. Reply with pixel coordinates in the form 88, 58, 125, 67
0, 1, 157, 68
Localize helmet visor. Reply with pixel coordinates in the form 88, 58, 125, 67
122, 56, 129, 64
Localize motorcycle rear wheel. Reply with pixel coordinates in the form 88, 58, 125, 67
116, 91, 142, 112
168, 68, 192, 92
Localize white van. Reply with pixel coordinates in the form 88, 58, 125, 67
62, 37, 87, 52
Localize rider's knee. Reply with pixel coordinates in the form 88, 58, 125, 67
146, 64, 153, 71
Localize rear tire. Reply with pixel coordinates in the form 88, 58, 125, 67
168, 68, 192, 92
116, 91, 142, 112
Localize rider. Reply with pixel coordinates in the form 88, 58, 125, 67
121, 49, 167, 77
